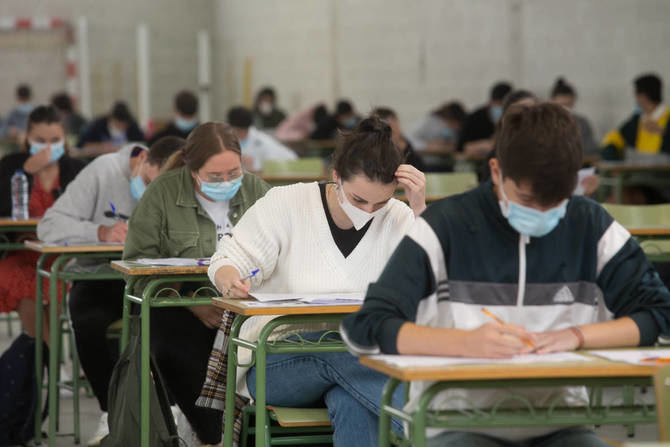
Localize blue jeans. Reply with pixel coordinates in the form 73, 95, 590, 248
427, 427, 608, 447
246, 332, 404, 447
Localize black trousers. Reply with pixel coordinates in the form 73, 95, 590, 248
151, 306, 222, 444
68, 280, 125, 411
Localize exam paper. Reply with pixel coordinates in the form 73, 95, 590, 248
134, 257, 209, 266
249, 292, 365, 303
370, 352, 592, 368
573, 167, 596, 196
588, 349, 670, 365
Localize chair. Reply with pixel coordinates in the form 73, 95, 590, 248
424, 172, 478, 200
240, 405, 333, 447
602, 203, 670, 229
654, 365, 670, 442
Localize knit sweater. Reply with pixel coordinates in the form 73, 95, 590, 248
208, 181, 415, 394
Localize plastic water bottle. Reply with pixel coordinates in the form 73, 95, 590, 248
11, 169, 29, 220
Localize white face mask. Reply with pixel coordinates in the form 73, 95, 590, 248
336, 181, 388, 231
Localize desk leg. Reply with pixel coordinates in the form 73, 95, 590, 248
655, 365, 670, 441
223, 315, 247, 447
34, 254, 48, 445
120, 277, 136, 352
615, 175, 623, 204
379, 378, 401, 447
255, 332, 268, 447
47, 257, 67, 447
140, 291, 151, 447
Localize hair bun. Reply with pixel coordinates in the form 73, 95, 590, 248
357, 116, 392, 140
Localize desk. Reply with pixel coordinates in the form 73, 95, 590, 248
0, 218, 39, 252
596, 161, 670, 203
260, 175, 328, 186
110, 260, 213, 447
361, 352, 666, 447
214, 298, 360, 447
26, 241, 123, 446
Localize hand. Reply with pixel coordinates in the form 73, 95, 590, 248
531, 328, 581, 354
97, 222, 128, 242
395, 164, 426, 216
461, 322, 536, 358
580, 174, 600, 196
189, 305, 225, 329
214, 265, 251, 298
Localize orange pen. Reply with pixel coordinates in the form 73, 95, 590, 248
640, 357, 670, 364
481, 307, 536, 349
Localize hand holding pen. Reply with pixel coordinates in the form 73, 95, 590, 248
98, 201, 129, 243
215, 266, 260, 299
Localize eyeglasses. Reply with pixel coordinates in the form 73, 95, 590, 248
199, 168, 243, 183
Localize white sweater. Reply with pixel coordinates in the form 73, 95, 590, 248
208, 182, 415, 394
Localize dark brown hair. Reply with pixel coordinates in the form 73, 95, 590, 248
494, 103, 582, 206
162, 122, 240, 173
147, 136, 185, 168
550, 78, 575, 99
332, 116, 401, 184
24, 105, 68, 153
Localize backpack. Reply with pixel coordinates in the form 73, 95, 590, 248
101, 316, 183, 447
0, 333, 48, 447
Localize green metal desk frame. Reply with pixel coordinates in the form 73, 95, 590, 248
0, 222, 37, 252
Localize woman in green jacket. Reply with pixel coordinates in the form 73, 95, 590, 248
123, 122, 270, 446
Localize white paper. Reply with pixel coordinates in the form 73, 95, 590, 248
588, 349, 670, 365
573, 167, 596, 196
370, 352, 592, 368
249, 292, 365, 303
134, 257, 209, 267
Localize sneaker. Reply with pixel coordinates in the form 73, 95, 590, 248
171, 405, 199, 447
87, 412, 109, 447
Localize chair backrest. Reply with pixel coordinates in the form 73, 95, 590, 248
424, 172, 478, 199
601, 204, 670, 228
262, 158, 325, 178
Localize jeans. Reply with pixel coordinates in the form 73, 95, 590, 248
427, 427, 608, 447
246, 332, 404, 447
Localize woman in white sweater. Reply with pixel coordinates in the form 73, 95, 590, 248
203, 116, 426, 446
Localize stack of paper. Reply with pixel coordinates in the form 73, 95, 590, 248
370, 352, 592, 368
134, 258, 210, 266
250, 292, 364, 304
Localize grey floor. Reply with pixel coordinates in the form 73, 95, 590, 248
0, 314, 663, 447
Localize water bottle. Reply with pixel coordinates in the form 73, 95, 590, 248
11, 169, 29, 220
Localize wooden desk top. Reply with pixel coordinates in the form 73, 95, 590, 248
213, 297, 360, 316
24, 240, 124, 254
360, 352, 660, 382
628, 227, 670, 237
110, 260, 209, 276
0, 218, 40, 227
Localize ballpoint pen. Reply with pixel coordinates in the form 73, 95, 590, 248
481, 307, 537, 349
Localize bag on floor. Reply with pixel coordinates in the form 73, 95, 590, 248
101, 316, 182, 447
0, 332, 48, 447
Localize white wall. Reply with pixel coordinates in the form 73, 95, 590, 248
213, 0, 670, 138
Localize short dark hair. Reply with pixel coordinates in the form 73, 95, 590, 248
227, 106, 253, 128
433, 102, 467, 123
495, 103, 582, 206
371, 107, 397, 121
335, 100, 354, 117
313, 104, 329, 124
257, 87, 276, 101
51, 92, 73, 112
110, 101, 134, 124
333, 116, 401, 184
635, 73, 663, 104
25, 105, 65, 152
17, 84, 32, 101
147, 136, 185, 168
175, 90, 198, 116
550, 77, 575, 98
490, 82, 513, 102
502, 90, 537, 114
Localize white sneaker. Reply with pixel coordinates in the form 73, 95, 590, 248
87, 412, 109, 447
171, 405, 199, 447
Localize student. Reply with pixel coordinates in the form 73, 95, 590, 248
311, 99, 361, 140
550, 78, 598, 156
274, 103, 329, 143
36, 137, 181, 446
408, 102, 467, 152
227, 106, 298, 171
0, 84, 35, 143
602, 73, 670, 160
51, 92, 88, 137
0, 105, 85, 342
147, 90, 199, 146
201, 117, 426, 446
77, 101, 144, 150
373, 106, 426, 171
458, 81, 512, 157
342, 103, 670, 447
123, 122, 271, 446
252, 86, 287, 130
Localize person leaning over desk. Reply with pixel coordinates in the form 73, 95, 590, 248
123, 122, 270, 446
342, 103, 670, 447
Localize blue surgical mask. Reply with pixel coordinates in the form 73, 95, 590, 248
440, 126, 455, 140
490, 105, 503, 123
633, 103, 643, 115
239, 138, 249, 149
498, 174, 567, 238
175, 116, 198, 133
29, 140, 65, 163
343, 116, 358, 129
199, 174, 243, 202
130, 175, 147, 201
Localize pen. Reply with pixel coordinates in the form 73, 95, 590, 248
640, 357, 670, 364
481, 307, 536, 349
196, 258, 210, 266
242, 269, 260, 282
109, 202, 128, 222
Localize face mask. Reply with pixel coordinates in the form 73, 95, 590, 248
108, 124, 127, 143
490, 105, 503, 123
17, 103, 33, 114
633, 103, 643, 115
29, 140, 65, 163
199, 174, 243, 202
130, 175, 147, 201
336, 181, 387, 231
258, 101, 273, 115
498, 173, 567, 238
440, 126, 455, 140
175, 116, 198, 132
343, 116, 358, 129
239, 138, 249, 149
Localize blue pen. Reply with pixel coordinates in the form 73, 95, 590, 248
242, 269, 260, 282
109, 201, 118, 217
196, 258, 210, 266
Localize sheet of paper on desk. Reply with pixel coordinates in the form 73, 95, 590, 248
250, 292, 364, 303
41, 242, 124, 247
134, 257, 210, 266
370, 352, 592, 368
589, 349, 670, 365
574, 167, 596, 195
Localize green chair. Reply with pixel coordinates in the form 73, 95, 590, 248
262, 158, 325, 178
602, 203, 670, 229
424, 172, 478, 200
240, 405, 333, 447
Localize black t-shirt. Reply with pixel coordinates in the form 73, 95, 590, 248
457, 105, 495, 152
319, 183, 371, 258
77, 116, 145, 147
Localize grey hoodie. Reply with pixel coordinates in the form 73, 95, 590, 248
37, 143, 147, 243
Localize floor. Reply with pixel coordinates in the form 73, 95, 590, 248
0, 314, 663, 447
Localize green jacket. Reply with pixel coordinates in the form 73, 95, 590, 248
123, 165, 271, 292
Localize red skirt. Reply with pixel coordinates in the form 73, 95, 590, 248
0, 250, 63, 313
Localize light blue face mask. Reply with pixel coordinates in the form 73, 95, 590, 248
440, 126, 455, 140
498, 174, 568, 238
490, 105, 503, 123
130, 175, 147, 201
175, 116, 198, 133
633, 103, 643, 115
17, 103, 33, 114
343, 116, 358, 129
239, 138, 249, 150
29, 140, 65, 163
199, 174, 243, 202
